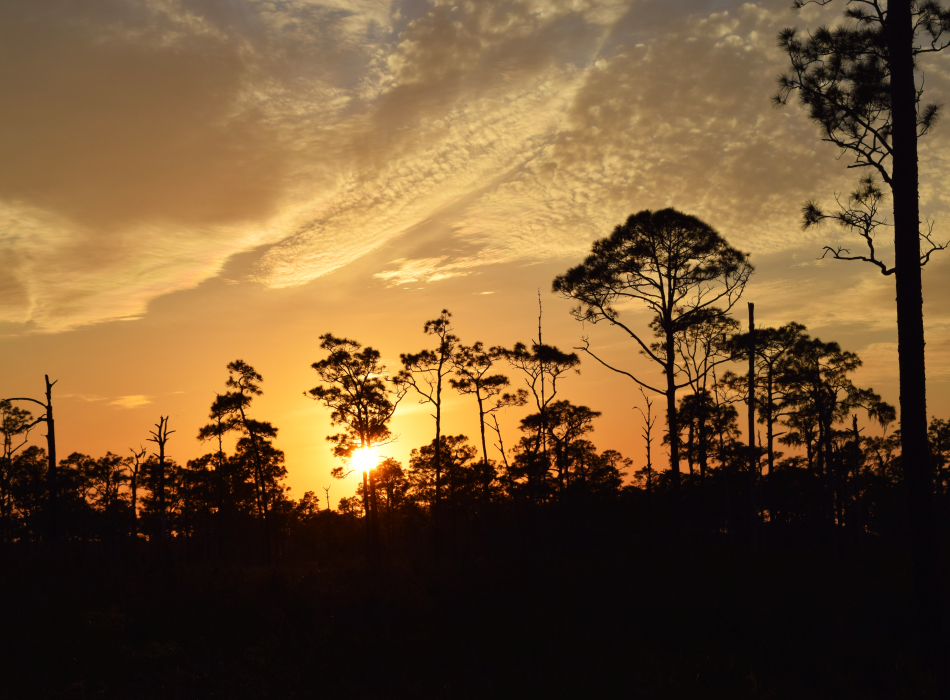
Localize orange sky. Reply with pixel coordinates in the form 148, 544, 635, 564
3, 0, 950, 502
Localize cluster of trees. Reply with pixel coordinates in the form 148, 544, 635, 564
0, 315, 629, 559
3, 270, 949, 564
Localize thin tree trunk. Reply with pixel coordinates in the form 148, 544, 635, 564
369, 468, 380, 560
362, 468, 371, 554
45, 376, 57, 548
477, 393, 491, 501
666, 326, 681, 519
158, 444, 166, 543
434, 363, 444, 554
686, 420, 695, 477
851, 414, 863, 546
697, 398, 708, 479
747, 303, 758, 552
130, 472, 137, 543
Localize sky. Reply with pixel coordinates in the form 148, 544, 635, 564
3, 0, 950, 503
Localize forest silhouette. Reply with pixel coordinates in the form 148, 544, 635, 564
4, 1, 950, 698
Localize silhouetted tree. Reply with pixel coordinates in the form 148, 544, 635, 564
451, 341, 516, 500
1, 400, 35, 547
396, 310, 458, 532
201, 361, 279, 560
8, 445, 47, 544
338, 496, 362, 516
147, 416, 175, 544
197, 396, 241, 557
730, 323, 807, 480
308, 333, 405, 526
664, 308, 739, 478
309, 334, 405, 560
553, 209, 753, 512
777, 336, 894, 538
634, 387, 659, 529
87, 452, 128, 551
500, 296, 580, 469
407, 435, 479, 516
484, 388, 529, 492
930, 417, 950, 498
127, 446, 145, 543
374, 457, 409, 546
545, 401, 602, 500
5, 375, 59, 545
775, 0, 950, 674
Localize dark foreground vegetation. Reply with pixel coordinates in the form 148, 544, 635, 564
1, 534, 945, 700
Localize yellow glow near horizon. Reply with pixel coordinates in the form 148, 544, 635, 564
351, 446, 379, 473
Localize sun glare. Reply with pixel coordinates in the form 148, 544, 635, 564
351, 446, 379, 473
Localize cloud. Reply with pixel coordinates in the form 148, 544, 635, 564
60, 393, 107, 403
60, 392, 153, 408
109, 395, 153, 409
374, 256, 482, 285
4, 0, 950, 332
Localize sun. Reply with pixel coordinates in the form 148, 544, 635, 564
351, 446, 379, 473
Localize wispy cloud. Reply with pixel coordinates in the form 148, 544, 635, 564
109, 395, 153, 409
60, 393, 107, 403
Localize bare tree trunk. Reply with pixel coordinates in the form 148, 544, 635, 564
433, 376, 443, 558
686, 420, 695, 477
765, 370, 776, 526
44, 376, 58, 548
490, 415, 513, 494
0, 459, 8, 549
820, 410, 837, 547
642, 397, 655, 534
851, 414, 863, 546
362, 468, 370, 551
477, 393, 491, 501
129, 447, 145, 549
665, 325, 681, 524
747, 303, 758, 552
369, 468, 380, 561
148, 417, 175, 549
697, 399, 708, 479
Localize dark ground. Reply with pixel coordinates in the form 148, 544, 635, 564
0, 541, 941, 699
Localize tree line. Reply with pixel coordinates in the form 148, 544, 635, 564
3, 213, 949, 563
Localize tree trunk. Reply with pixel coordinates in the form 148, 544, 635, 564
369, 468, 380, 561
362, 469, 371, 555
130, 472, 137, 543
887, 1, 945, 680
0, 459, 7, 548
697, 398, 708, 479
477, 393, 491, 501
686, 420, 695, 477
821, 409, 836, 542
158, 443, 166, 544
45, 376, 57, 548
747, 303, 758, 552
766, 369, 776, 526
851, 414, 863, 546
434, 365, 444, 551
665, 326, 680, 513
